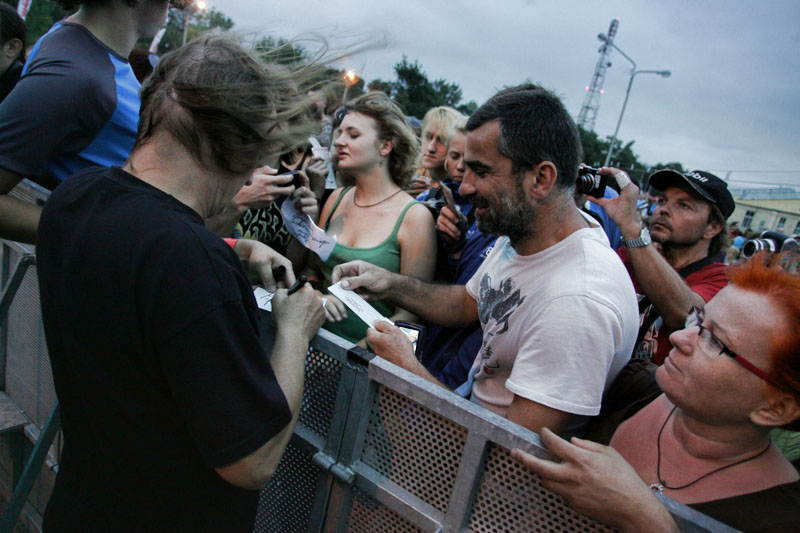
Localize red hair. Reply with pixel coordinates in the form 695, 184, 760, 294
727, 252, 800, 424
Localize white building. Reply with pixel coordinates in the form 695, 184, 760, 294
729, 188, 800, 236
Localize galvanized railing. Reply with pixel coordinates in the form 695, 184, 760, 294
254, 320, 733, 532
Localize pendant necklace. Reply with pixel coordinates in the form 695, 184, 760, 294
649, 406, 771, 493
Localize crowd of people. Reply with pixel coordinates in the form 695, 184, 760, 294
0, 1, 798, 531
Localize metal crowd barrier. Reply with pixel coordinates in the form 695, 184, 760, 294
255, 322, 733, 532
0, 179, 733, 531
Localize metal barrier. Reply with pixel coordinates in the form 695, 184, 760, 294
255, 324, 734, 532
0, 203, 732, 532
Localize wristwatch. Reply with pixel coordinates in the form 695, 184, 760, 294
624, 227, 651, 248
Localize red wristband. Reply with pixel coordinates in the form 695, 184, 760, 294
223, 238, 239, 249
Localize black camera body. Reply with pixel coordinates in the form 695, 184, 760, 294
575, 166, 608, 198
742, 230, 799, 259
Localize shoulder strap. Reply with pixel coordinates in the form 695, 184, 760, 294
389, 200, 419, 240
322, 186, 353, 231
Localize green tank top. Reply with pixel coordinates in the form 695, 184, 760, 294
317, 186, 418, 343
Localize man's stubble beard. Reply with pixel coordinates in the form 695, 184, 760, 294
476, 181, 536, 246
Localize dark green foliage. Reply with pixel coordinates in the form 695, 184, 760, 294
578, 126, 665, 188
10, 0, 67, 47
154, 7, 234, 55
253, 36, 363, 105
254, 36, 310, 65
370, 56, 474, 118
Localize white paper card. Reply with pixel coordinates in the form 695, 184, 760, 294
280, 196, 337, 261
253, 287, 274, 311
327, 281, 392, 329
309, 137, 337, 190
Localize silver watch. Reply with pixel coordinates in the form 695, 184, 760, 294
624, 227, 651, 248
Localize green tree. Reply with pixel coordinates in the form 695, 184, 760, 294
254, 36, 365, 107
577, 126, 608, 167
457, 100, 478, 115
11, 0, 68, 47
369, 56, 476, 118
578, 126, 654, 187
254, 36, 309, 65
153, 6, 234, 55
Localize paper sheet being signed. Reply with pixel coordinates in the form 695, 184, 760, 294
280, 196, 337, 261
328, 281, 392, 329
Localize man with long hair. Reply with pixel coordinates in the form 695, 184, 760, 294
36, 36, 326, 530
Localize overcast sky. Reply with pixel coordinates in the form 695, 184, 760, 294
208, 0, 800, 189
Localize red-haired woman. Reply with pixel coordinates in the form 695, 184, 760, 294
514, 252, 800, 532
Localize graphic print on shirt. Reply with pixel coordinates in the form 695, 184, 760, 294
633, 302, 662, 361
476, 273, 526, 376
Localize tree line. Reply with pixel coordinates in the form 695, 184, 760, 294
9, 0, 682, 186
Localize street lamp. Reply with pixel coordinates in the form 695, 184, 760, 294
598, 33, 670, 167
341, 70, 359, 103
182, 0, 207, 46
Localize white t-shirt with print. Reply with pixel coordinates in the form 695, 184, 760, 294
464, 215, 638, 418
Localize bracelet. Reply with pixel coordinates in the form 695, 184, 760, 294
223, 238, 239, 249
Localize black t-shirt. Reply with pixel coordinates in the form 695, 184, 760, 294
36, 166, 292, 532
689, 480, 800, 532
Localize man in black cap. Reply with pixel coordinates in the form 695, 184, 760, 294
591, 167, 734, 365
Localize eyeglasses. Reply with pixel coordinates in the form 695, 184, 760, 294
686, 307, 781, 388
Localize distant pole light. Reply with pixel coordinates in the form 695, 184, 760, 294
342, 70, 359, 103
182, 0, 208, 46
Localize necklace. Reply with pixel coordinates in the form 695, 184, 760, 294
649, 406, 772, 493
353, 188, 402, 208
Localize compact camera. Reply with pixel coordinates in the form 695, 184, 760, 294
575, 166, 608, 197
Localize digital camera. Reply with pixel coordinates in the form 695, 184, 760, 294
575, 166, 607, 197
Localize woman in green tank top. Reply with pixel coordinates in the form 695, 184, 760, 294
303, 92, 437, 344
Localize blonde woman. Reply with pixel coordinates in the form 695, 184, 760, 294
305, 92, 437, 343
407, 106, 466, 196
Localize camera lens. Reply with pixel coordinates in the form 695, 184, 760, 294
575, 174, 598, 194
742, 238, 778, 259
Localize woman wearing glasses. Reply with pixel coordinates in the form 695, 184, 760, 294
305, 92, 436, 344
514, 252, 800, 532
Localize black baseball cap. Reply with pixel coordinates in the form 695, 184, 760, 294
648, 169, 735, 220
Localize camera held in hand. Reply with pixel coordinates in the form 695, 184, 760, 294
576, 166, 608, 198
742, 230, 798, 259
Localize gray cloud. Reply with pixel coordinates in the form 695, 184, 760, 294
208, 0, 800, 187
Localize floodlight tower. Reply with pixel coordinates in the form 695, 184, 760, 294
576, 18, 619, 132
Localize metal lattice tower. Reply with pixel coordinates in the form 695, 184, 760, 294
576, 18, 619, 132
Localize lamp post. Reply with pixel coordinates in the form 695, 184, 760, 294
182, 0, 207, 46
598, 33, 670, 167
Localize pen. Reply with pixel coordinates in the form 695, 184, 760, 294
286, 275, 308, 295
